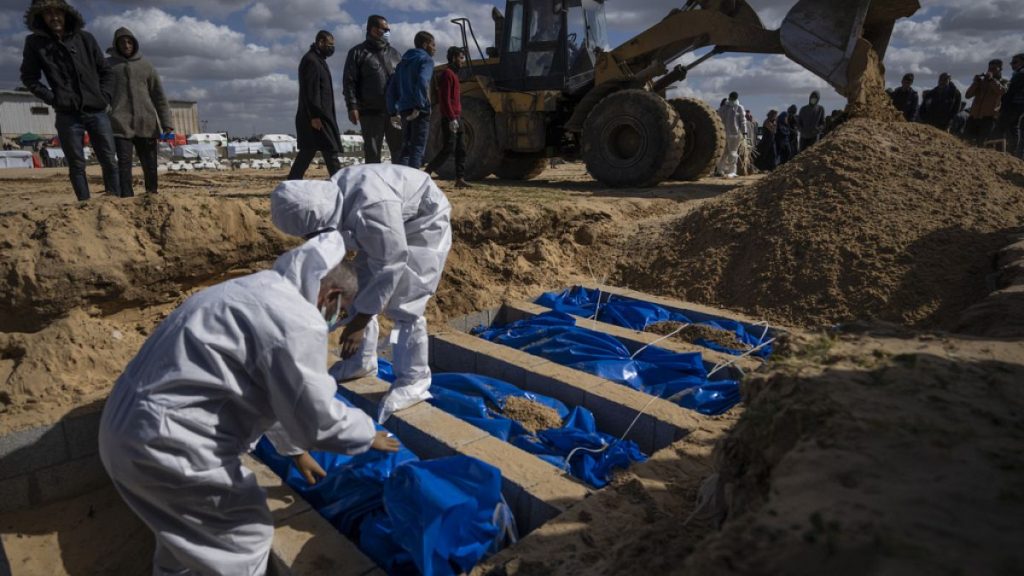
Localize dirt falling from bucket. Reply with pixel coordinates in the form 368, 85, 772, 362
503, 396, 564, 434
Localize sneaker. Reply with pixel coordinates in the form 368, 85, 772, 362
455, 178, 471, 188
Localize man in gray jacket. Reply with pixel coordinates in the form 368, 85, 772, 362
107, 27, 173, 196
343, 14, 403, 164
797, 90, 825, 151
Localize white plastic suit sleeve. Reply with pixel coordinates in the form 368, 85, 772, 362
351, 200, 410, 316
263, 422, 304, 457
256, 329, 376, 456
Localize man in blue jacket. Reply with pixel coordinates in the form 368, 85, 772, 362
387, 31, 436, 169
20, 0, 120, 201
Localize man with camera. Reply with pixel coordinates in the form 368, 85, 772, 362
965, 59, 1008, 146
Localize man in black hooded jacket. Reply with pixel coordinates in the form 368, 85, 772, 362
288, 30, 343, 180
343, 15, 403, 164
20, 0, 121, 201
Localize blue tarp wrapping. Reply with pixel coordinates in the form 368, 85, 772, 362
473, 311, 741, 415
536, 286, 773, 357
253, 393, 509, 576
378, 360, 645, 488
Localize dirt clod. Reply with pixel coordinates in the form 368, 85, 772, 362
502, 396, 563, 434
646, 321, 750, 350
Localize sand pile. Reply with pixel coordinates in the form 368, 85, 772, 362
502, 396, 563, 434
681, 337, 1024, 575
618, 119, 1024, 330
646, 321, 749, 350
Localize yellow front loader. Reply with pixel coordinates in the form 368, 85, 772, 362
427, 0, 920, 187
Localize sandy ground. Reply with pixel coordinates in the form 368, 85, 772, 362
2, 157, 1022, 575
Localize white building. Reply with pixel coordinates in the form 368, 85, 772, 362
0, 90, 57, 141
0, 90, 200, 142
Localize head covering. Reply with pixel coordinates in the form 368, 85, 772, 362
271, 180, 344, 238
902, 73, 914, 83
112, 27, 139, 59
23, 0, 84, 35
271, 230, 346, 306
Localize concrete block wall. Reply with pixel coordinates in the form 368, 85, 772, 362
0, 405, 107, 514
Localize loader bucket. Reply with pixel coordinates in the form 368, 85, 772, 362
779, 0, 919, 95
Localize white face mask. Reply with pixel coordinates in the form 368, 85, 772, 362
383, 30, 391, 41
320, 297, 344, 332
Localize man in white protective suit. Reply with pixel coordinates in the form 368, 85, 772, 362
271, 163, 452, 423
99, 231, 400, 575
716, 91, 748, 178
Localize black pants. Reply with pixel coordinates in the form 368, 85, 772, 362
799, 134, 819, 152
426, 119, 465, 179
115, 137, 159, 196
964, 116, 996, 146
360, 112, 403, 164
287, 147, 342, 180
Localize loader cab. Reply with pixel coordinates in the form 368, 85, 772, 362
497, 0, 609, 93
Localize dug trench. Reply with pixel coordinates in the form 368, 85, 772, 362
1, 115, 1023, 575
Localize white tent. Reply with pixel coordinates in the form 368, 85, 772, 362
187, 133, 228, 147
227, 142, 264, 158
173, 144, 219, 161
0, 150, 33, 169
264, 141, 296, 155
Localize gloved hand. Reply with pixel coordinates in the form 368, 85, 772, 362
449, 119, 460, 133
390, 115, 402, 130
377, 383, 432, 424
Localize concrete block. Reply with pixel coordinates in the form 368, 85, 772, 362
0, 424, 69, 480
243, 455, 311, 523
0, 474, 30, 513
63, 412, 102, 459
517, 364, 604, 409
428, 333, 478, 373
29, 455, 108, 506
393, 405, 489, 459
581, 384, 659, 454
272, 509, 378, 576
336, 376, 390, 416
654, 419, 687, 451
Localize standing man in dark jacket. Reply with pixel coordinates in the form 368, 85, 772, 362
343, 15, 403, 164
890, 73, 919, 122
289, 30, 342, 180
107, 27, 172, 196
20, 0, 120, 201
965, 59, 1007, 146
425, 47, 468, 188
919, 73, 962, 131
387, 31, 436, 170
797, 90, 825, 151
1000, 53, 1024, 158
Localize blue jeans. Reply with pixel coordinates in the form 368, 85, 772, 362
55, 110, 121, 201
398, 109, 430, 169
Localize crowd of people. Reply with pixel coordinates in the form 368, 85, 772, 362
744, 55, 1024, 175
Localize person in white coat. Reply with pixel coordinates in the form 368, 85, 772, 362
99, 231, 399, 576
716, 91, 748, 178
271, 164, 452, 424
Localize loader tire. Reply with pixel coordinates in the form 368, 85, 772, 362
427, 98, 501, 181
669, 97, 726, 181
495, 155, 547, 180
582, 90, 685, 188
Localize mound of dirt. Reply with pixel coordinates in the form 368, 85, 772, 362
502, 396, 563, 434
647, 321, 749, 350
682, 337, 1024, 575
0, 192, 293, 333
619, 119, 1024, 330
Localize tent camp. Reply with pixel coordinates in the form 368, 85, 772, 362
340, 134, 363, 155
0, 150, 33, 169
261, 134, 297, 155
227, 142, 264, 158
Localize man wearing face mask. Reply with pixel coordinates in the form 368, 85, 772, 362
344, 15, 403, 165
797, 90, 825, 151
99, 231, 400, 575
289, 30, 343, 180
999, 53, 1024, 158
919, 73, 962, 132
965, 59, 1007, 146
715, 91, 747, 178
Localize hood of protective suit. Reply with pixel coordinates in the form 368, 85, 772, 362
271, 180, 344, 238
271, 230, 346, 306
24, 0, 84, 35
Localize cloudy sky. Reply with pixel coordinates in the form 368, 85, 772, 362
0, 0, 1017, 136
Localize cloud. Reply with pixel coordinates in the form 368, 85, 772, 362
244, 0, 353, 39
102, 0, 254, 19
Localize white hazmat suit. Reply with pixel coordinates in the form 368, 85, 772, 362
716, 99, 748, 178
271, 164, 452, 423
99, 232, 377, 575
